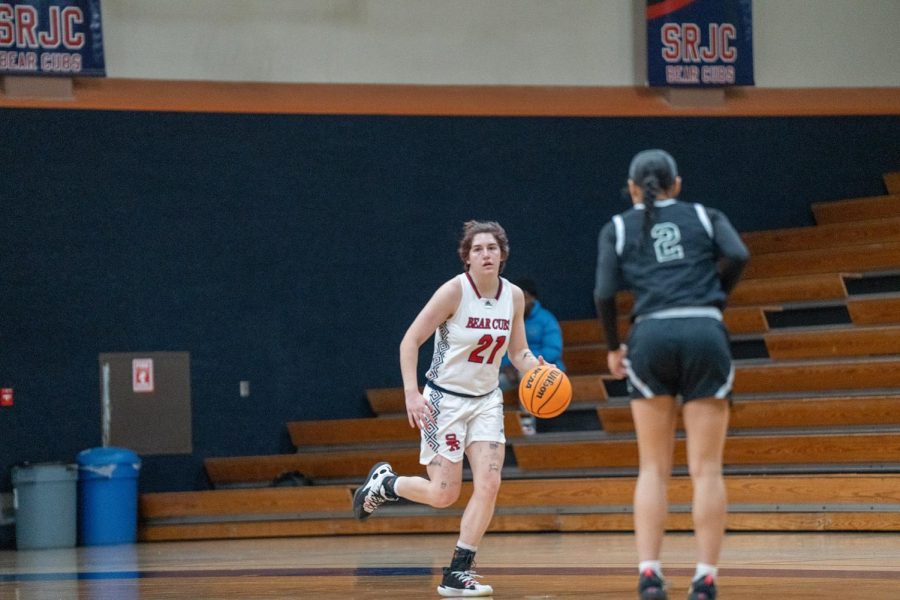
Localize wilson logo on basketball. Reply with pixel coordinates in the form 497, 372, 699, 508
519, 365, 572, 419
535, 370, 559, 399
522, 367, 559, 399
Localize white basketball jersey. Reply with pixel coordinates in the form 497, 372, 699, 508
426, 273, 514, 396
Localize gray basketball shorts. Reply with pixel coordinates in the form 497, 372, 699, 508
623, 316, 734, 402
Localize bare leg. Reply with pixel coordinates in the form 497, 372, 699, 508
459, 440, 505, 547
682, 397, 730, 565
630, 395, 678, 563
394, 456, 464, 509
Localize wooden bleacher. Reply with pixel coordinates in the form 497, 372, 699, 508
204, 447, 422, 484
366, 387, 523, 415
885, 172, 900, 195
510, 428, 900, 470
740, 241, 900, 279
598, 392, 900, 432
729, 272, 853, 305
139, 175, 900, 541
740, 215, 900, 254
764, 323, 900, 359
848, 294, 900, 324
731, 356, 900, 394
287, 412, 524, 447
506, 359, 900, 401
139, 473, 900, 541
616, 271, 858, 308
811, 193, 900, 225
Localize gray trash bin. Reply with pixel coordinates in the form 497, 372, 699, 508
11, 462, 78, 550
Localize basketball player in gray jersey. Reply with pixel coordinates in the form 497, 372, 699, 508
594, 150, 749, 600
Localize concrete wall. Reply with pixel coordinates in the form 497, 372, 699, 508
99, 0, 900, 86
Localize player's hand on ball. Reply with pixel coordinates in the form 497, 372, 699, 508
536, 355, 556, 369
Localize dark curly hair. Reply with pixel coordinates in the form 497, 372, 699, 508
457, 220, 509, 273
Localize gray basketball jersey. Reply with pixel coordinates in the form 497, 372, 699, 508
598, 199, 737, 318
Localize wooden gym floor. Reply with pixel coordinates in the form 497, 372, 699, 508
1, 531, 898, 599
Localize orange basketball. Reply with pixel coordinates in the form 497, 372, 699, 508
518, 365, 572, 419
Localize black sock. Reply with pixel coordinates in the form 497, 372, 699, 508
448, 547, 476, 572
382, 475, 398, 499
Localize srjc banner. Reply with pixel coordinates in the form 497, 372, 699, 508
646, 0, 753, 87
0, 0, 105, 76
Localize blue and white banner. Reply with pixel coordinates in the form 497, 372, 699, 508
647, 0, 753, 87
0, 0, 105, 76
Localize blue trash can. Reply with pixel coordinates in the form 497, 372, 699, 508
11, 462, 78, 549
76, 447, 141, 545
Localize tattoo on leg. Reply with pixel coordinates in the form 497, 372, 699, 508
441, 481, 447, 489
489, 442, 499, 450
490, 462, 500, 472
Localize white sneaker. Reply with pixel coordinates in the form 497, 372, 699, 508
437, 567, 494, 597
351, 462, 397, 520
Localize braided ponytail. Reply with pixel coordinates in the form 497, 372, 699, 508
641, 173, 662, 244
628, 150, 679, 249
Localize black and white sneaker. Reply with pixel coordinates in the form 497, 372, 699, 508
437, 566, 494, 597
351, 462, 397, 520
687, 574, 716, 600
638, 568, 668, 599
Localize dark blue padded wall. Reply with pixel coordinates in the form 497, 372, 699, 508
1, 109, 898, 492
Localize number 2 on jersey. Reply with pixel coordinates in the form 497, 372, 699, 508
468, 335, 507, 364
651, 222, 685, 263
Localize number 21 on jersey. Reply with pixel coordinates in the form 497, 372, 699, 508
468, 335, 507, 364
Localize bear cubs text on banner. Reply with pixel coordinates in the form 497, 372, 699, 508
646, 0, 753, 87
0, 0, 105, 76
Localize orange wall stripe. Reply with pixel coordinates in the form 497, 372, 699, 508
1, 78, 899, 116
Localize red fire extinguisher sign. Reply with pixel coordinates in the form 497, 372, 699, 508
132, 359, 154, 393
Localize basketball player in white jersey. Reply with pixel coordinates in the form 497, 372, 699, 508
352, 220, 547, 597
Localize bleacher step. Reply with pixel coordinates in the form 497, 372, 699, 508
139, 473, 900, 540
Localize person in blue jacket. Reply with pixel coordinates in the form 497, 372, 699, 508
499, 278, 566, 433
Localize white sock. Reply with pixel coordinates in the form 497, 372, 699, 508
639, 560, 662, 577
694, 563, 717, 581
456, 540, 477, 552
